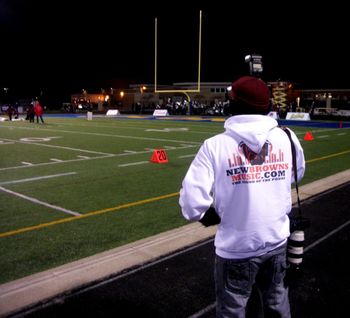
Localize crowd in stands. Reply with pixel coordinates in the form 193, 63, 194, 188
131, 100, 231, 116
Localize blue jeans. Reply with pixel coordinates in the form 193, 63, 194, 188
215, 244, 290, 318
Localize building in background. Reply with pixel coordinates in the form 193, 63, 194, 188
62, 82, 350, 116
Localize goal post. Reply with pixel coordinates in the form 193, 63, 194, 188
154, 10, 202, 110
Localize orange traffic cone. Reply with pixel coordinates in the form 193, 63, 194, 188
150, 149, 168, 164
304, 131, 314, 141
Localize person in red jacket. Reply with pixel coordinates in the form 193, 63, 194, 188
34, 101, 44, 123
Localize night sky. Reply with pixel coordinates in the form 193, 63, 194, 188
1, 0, 349, 102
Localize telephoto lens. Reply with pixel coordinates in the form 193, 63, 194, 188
286, 230, 305, 285
287, 230, 304, 268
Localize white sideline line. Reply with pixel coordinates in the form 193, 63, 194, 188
118, 161, 149, 167
50, 158, 63, 162
295, 127, 350, 136
0, 186, 81, 216
0, 172, 77, 186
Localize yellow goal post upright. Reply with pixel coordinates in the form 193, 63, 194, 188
154, 10, 202, 114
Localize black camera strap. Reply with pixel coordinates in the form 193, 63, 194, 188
280, 127, 302, 217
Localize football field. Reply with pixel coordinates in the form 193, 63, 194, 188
0, 115, 349, 284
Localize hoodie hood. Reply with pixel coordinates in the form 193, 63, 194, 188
224, 115, 278, 154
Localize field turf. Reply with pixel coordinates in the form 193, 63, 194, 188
0, 115, 349, 283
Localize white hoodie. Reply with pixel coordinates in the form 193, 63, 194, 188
179, 115, 305, 259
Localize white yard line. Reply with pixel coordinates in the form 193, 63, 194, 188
0, 140, 14, 145
0, 126, 202, 144
1, 138, 114, 156
22, 142, 114, 155
0, 155, 113, 171
0, 172, 77, 186
0, 186, 81, 216
50, 121, 216, 134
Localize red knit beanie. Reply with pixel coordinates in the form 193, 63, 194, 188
228, 76, 270, 114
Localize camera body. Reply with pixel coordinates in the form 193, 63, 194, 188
199, 207, 221, 227
289, 215, 311, 233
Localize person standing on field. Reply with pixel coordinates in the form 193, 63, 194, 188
7, 105, 14, 121
179, 76, 305, 318
34, 101, 44, 123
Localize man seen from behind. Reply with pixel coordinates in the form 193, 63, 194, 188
179, 76, 305, 318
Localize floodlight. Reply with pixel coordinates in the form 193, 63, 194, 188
245, 54, 263, 77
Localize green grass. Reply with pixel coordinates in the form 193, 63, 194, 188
0, 116, 349, 284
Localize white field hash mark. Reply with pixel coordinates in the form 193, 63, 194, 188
118, 161, 149, 167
